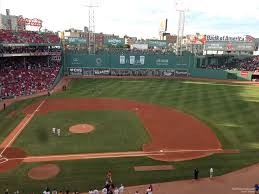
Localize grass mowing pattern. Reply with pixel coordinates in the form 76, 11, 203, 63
53, 78, 259, 150
1, 151, 259, 193
13, 111, 150, 155
0, 97, 45, 143
1, 78, 259, 192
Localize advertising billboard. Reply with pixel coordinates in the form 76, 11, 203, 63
104, 38, 125, 47
68, 68, 83, 76
68, 37, 87, 45
204, 41, 255, 51
131, 44, 148, 50
147, 40, 168, 48
206, 35, 255, 42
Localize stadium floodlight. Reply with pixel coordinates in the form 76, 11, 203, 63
81, 0, 101, 55
175, 0, 189, 56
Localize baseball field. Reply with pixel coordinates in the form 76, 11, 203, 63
1, 78, 259, 193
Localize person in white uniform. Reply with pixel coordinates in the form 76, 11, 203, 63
210, 167, 214, 179
57, 128, 61, 136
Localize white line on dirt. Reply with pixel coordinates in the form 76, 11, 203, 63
6, 148, 225, 162
0, 158, 8, 165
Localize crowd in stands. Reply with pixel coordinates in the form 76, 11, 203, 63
199, 56, 259, 71
0, 29, 60, 44
0, 57, 61, 97
3, 170, 153, 194
67, 47, 175, 56
96, 48, 175, 55
0, 46, 61, 54
4, 184, 152, 194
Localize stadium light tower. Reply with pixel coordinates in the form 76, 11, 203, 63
175, 0, 188, 56
82, 0, 101, 55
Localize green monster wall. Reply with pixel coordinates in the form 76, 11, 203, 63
63, 51, 252, 81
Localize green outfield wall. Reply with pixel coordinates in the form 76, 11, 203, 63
63, 51, 253, 81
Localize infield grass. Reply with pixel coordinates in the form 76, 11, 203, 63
13, 110, 150, 155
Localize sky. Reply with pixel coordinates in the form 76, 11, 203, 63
0, 0, 259, 39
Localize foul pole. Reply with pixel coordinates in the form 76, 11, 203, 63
176, 0, 187, 56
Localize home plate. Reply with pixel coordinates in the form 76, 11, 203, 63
160, 150, 163, 152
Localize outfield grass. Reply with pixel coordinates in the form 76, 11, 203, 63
52, 78, 259, 151
1, 78, 259, 192
13, 110, 150, 155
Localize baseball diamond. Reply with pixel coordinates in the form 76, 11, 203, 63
0, 76, 259, 193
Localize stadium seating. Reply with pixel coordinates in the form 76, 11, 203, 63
0, 29, 60, 44
0, 58, 61, 97
199, 56, 259, 71
0, 29, 61, 97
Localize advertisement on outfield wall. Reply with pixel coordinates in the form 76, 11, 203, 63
163, 70, 175, 76
175, 69, 189, 76
241, 71, 249, 77
83, 68, 94, 76
93, 69, 110, 75
68, 68, 83, 75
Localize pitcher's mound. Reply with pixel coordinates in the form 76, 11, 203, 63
69, 124, 95, 134
28, 164, 60, 180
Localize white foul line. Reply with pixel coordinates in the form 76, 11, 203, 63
0, 100, 45, 156
6, 148, 227, 162
0, 157, 8, 165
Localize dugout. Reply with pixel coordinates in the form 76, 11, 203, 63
251, 72, 259, 81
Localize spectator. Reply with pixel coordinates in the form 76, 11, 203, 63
113, 187, 119, 194
255, 184, 259, 194
52, 189, 58, 194
106, 170, 112, 183
102, 187, 107, 194
93, 188, 99, 194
